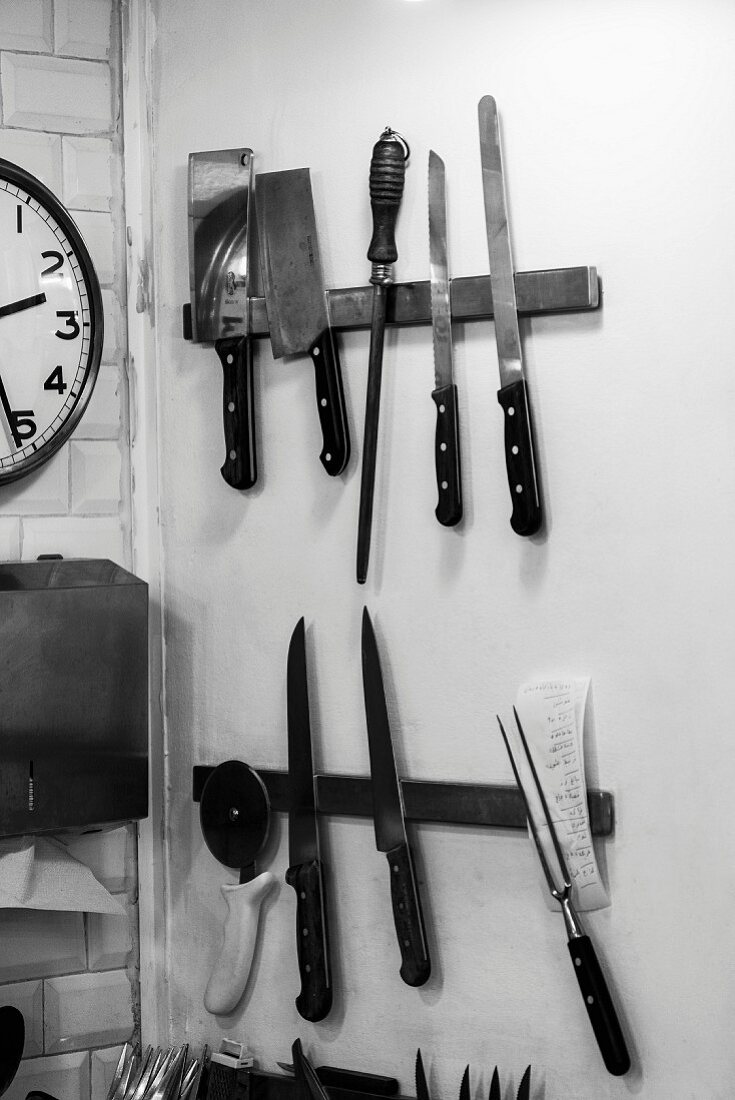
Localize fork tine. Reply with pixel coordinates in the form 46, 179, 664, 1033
512, 706, 572, 889
496, 714, 564, 898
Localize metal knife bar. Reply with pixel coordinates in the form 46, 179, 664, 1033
192, 766, 614, 836
248, 266, 599, 336
241, 1069, 411, 1100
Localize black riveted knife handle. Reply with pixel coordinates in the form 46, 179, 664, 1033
216, 335, 256, 490
432, 383, 462, 526
367, 130, 407, 270
497, 376, 541, 536
567, 935, 631, 1076
285, 857, 332, 1021
385, 840, 430, 987
310, 328, 350, 476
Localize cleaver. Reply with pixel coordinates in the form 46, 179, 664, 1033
256, 169, 350, 476
188, 148, 257, 490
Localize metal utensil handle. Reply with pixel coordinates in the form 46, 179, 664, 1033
568, 934, 631, 1076
368, 128, 408, 279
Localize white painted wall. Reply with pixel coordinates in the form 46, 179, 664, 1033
144, 1, 735, 1096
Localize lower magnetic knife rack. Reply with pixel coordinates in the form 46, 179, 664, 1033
192, 766, 614, 836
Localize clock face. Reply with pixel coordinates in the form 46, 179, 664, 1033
0, 159, 103, 484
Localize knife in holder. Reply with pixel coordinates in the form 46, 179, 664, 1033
188, 148, 258, 490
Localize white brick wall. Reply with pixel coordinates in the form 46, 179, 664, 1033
0, 4, 138, 1099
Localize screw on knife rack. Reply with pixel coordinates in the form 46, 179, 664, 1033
356, 127, 410, 585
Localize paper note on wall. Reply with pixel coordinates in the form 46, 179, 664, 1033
515, 678, 609, 912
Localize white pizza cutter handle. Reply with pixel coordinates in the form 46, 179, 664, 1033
204, 871, 276, 1014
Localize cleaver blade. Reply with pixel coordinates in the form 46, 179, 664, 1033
188, 148, 257, 490
256, 169, 350, 476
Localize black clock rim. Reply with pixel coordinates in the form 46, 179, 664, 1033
0, 156, 104, 486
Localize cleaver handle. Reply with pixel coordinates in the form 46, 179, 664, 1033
216, 336, 257, 490
310, 328, 350, 476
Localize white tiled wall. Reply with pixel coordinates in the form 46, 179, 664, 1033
0, 3, 139, 1098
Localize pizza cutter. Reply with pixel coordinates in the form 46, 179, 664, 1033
200, 759, 276, 1014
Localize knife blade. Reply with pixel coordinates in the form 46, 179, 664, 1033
284, 616, 332, 1022
188, 148, 257, 489
278, 1064, 399, 1096
292, 1040, 331, 1100
515, 1066, 531, 1100
478, 95, 541, 536
428, 150, 462, 527
488, 1068, 501, 1100
458, 1066, 470, 1100
361, 607, 430, 987
415, 1050, 430, 1100
256, 168, 350, 476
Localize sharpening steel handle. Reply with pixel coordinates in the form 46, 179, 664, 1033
432, 383, 462, 526
497, 377, 541, 536
367, 131, 406, 273
310, 328, 350, 477
216, 335, 257, 490
204, 871, 276, 1015
568, 935, 631, 1077
285, 857, 332, 1022
386, 840, 431, 987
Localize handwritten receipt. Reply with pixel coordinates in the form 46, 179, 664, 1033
515, 678, 609, 912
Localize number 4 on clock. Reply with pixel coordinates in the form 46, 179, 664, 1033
44, 366, 67, 394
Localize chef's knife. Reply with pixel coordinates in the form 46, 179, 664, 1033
256, 169, 349, 476
361, 607, 430, 987
478, 96, 541, 536
188, 148, 257, 489
428, 150, 462, 527
515, 1066, 531, 1100
285, 617, 332, 1022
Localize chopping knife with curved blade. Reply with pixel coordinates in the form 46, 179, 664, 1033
200, 760, 276, 1014
256, 169, 349, 477
361, 608, 430, 987
285, 617, 332, 1022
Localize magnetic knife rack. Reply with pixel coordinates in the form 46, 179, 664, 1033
229, 1069, 410, 1100
182, 265, 600, 340
192, 765, 614, 836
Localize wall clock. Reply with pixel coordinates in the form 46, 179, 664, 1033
0, 157, 103, 485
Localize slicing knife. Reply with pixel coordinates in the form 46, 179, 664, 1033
285, 617, 332, 1021
428, 150, 462, 527
256, 169, 350, 476
478, 96, 542, 536
361, 607, 430, 987
188, 148, 257, 489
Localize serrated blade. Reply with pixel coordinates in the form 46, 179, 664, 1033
415, 1051, 430, 1100
478, 95, 523, 388
428, 150, 453, 390
516, 1065, 531, 1100
287, 617, 319, 866
458, 1066, 470, 1100
361, 607, 407, 853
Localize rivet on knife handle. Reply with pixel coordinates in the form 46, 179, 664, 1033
216, 335, 256, 489
356, 128, 409, 585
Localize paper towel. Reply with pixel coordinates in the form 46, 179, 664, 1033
0, 836, 125, 914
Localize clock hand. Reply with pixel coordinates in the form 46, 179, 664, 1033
0, 373, 21, 448
0, 293, 46, 321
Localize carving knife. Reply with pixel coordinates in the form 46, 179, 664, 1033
256, 169, 349, 476
285, 616, 332, 1021
428, 150, 462, 526
356, 128, 408, 584
188, 148, 257, 489
478, 95, 542, 536
361, 607, 430, 986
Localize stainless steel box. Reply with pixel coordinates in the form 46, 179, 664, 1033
0, 558, 148, 837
